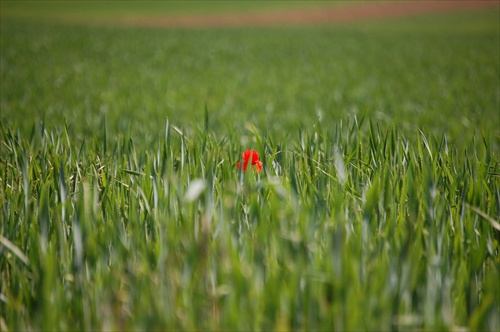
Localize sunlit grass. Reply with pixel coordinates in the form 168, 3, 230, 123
1, 117, 499, 330
1, 10, 498, 144
1, 5, 499, 331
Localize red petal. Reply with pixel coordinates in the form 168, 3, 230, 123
239, 150, 260, 172
242, 150, 250, 162
242, 150, 260, 164
236, 161, 248, 172
244, 150, 256, 161
255, 161, 262, 173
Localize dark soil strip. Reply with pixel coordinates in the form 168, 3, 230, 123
115, 1, 499, 28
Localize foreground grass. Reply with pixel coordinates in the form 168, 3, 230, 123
1, 5, 499, 330
1, 118, 499, 330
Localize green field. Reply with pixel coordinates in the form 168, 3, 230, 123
1, 3, 499, 331
0, 1, 357, 22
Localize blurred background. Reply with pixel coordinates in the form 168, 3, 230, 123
1, 1, 499, 144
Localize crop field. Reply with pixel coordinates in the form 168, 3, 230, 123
1, 2, 499, 331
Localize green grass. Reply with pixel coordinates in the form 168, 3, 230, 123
1, 118, 499, 330
1, 5, 500, 331
1, 9, 498, 145
0, 0, 355, 20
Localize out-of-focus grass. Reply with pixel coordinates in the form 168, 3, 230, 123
0, 0, 356, 20
1, 4, 499, 331
1, 8, 498, 148
1, 118, 499, 330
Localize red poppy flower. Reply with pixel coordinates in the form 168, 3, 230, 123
236, 149, 262, 173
